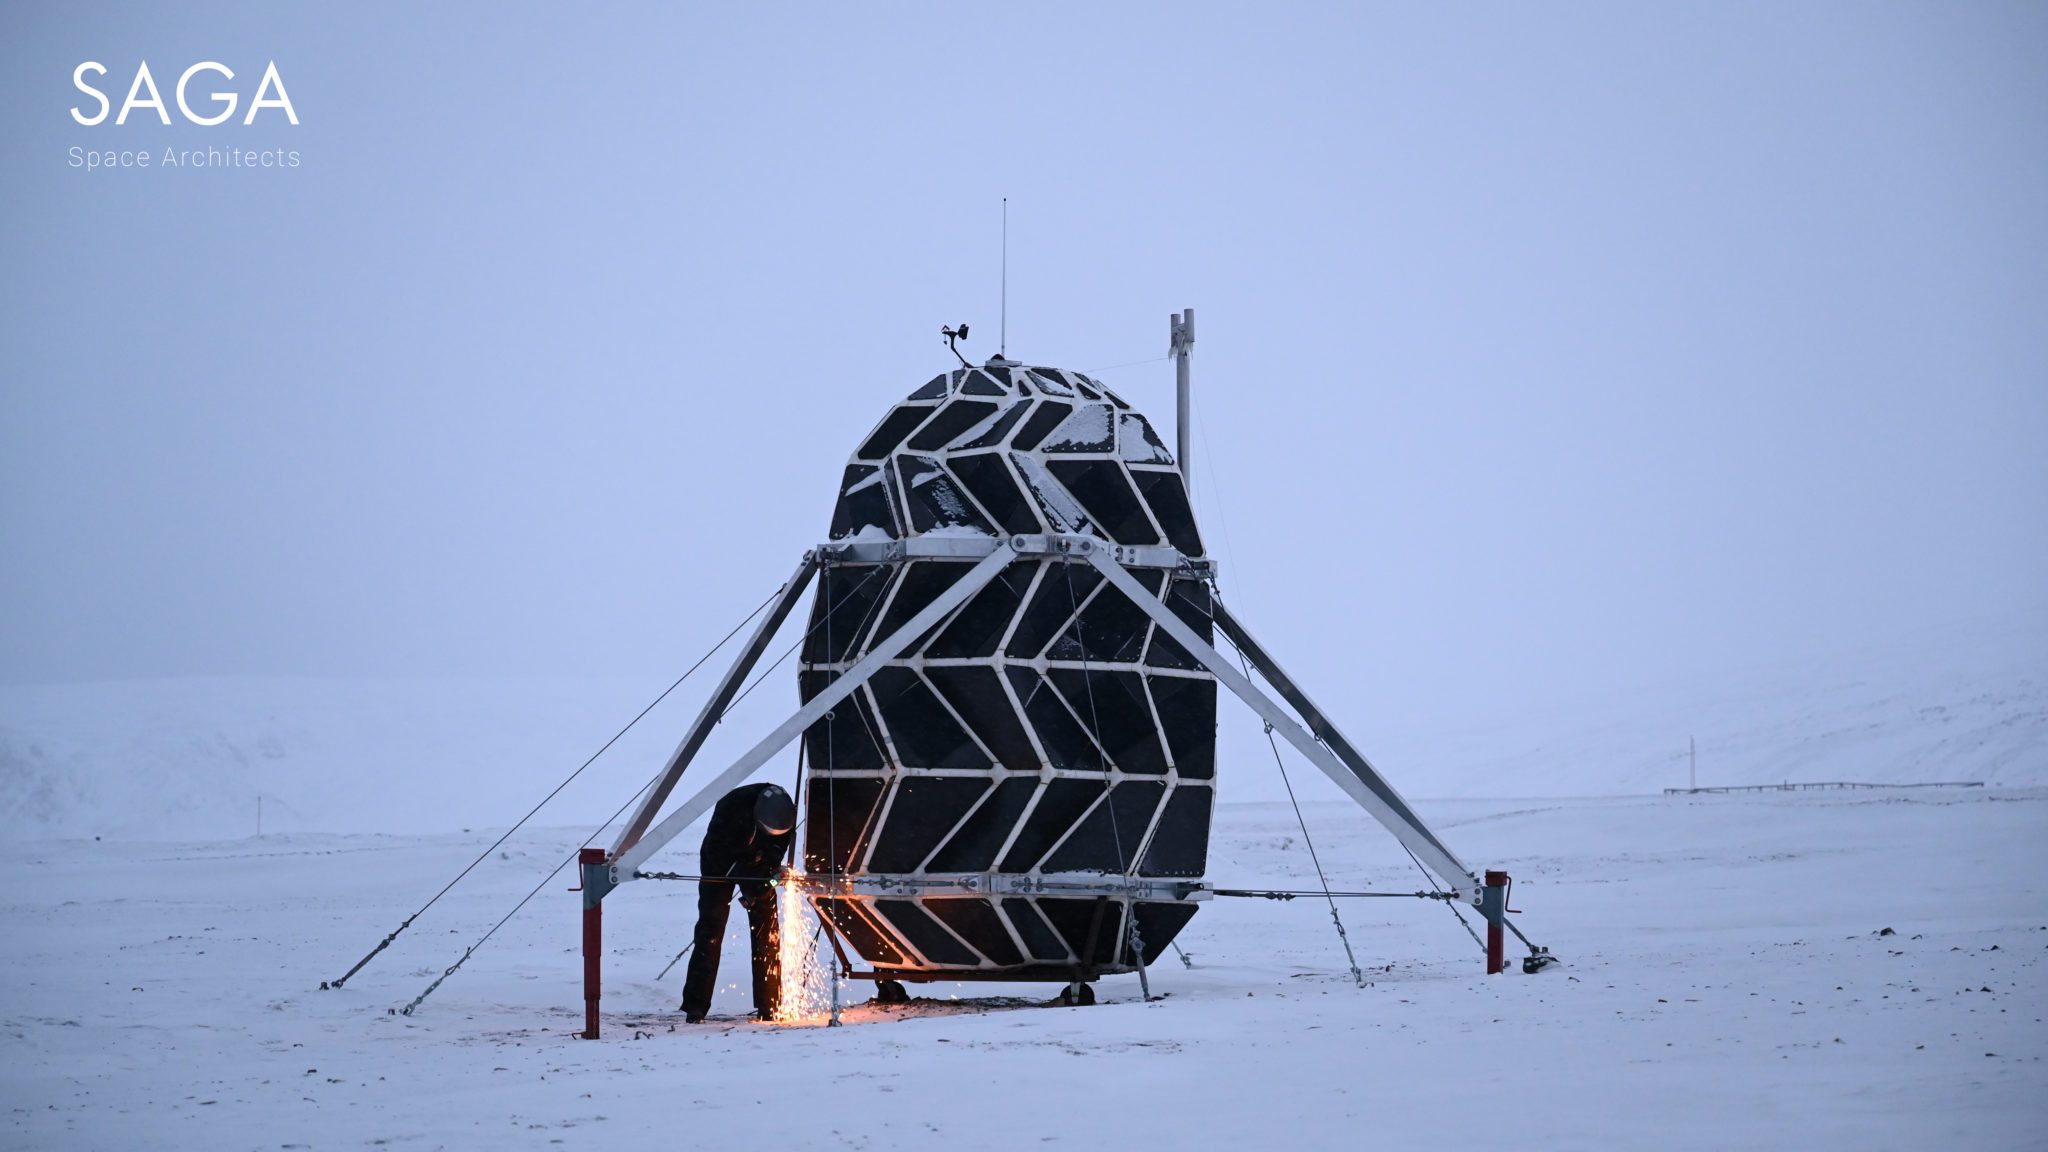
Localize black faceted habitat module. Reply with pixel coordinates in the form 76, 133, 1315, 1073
799, 362, 1217, 980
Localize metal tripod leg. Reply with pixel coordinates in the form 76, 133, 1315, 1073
612, 542, 1022, 878
1206, 598, 1477, 895
1080, 548, 1481, 902
611, 551, 820, 859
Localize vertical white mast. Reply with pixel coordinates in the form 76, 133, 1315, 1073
1170, 307, 1194, 490
1001, 198, 1008, 358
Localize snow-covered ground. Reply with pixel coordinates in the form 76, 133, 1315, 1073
3, 615, 2041, 1147
3, 789, 2042, 1151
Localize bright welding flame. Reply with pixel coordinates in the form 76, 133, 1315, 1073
772, 867, 835, 1025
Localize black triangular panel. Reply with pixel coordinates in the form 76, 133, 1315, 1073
1040, 779, 1166, 873
866, 775, 992, 871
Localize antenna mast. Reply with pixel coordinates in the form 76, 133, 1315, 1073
1001, 198, 1008, 357
1170, 308, 1194, 491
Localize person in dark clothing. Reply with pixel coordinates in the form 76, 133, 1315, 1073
681, 782, 797, 1023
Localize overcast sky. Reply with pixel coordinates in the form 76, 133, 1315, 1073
3, 3, 2043, 740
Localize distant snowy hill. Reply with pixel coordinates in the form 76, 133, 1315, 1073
0, 677, 693, 842
3, 615, 2042, 841
1395, 644, 2046, 798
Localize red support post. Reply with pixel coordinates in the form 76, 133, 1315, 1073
1483, 870, 1508, 975
580, 848, 605, 1039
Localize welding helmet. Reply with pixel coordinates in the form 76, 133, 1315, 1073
752, 785, 796, 837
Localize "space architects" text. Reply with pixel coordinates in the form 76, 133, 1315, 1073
69, 145, 300, 171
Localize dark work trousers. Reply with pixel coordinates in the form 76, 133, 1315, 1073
681, 878, 780, 1020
